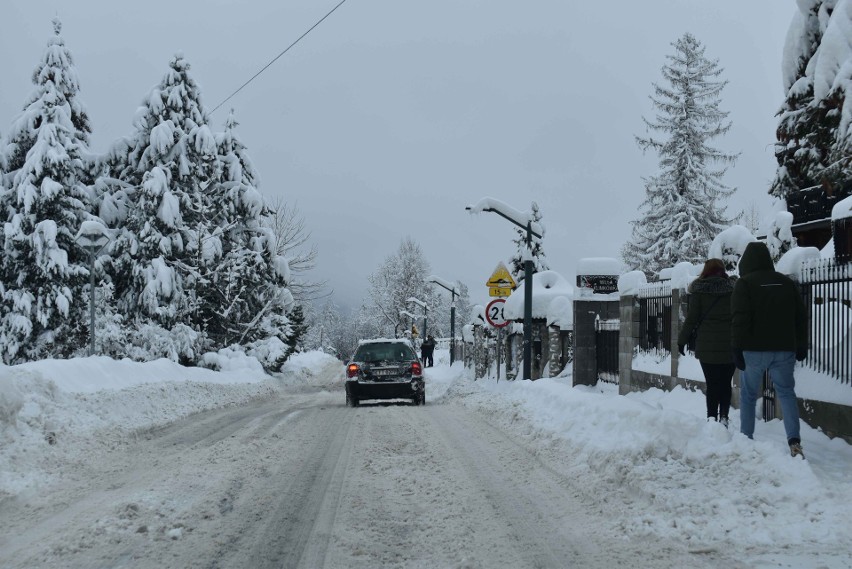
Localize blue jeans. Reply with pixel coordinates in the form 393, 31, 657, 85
739, 351, 800, 443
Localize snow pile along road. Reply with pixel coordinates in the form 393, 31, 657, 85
424, 362, 852, 567
0, 351, 342, 499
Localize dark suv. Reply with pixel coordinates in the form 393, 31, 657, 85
345, 339, 425, 406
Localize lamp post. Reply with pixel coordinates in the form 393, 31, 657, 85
406, 297, 429, 339
466, 199, 542, 380
427, 275, 458, 365
75, 221, 111, 356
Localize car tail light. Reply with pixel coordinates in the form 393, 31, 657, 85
410, 361, 422, 375
347, 363, 360, 378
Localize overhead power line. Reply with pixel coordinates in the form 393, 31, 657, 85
210, 0, 349, 114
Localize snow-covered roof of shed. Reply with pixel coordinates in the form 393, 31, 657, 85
503, 270, 573, 322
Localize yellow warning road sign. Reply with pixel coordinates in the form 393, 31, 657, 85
486, 261, 516, 290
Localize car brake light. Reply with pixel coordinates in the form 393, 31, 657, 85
347, 363, 360, 378
411, 361, 422, 375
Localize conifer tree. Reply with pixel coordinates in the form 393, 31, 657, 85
0, 19, 93, 362
509, 202, 548, 284
104, 54, 220, 358
623, 33, 738, 277
770, 1, 834, 199
772, 1, 852, 202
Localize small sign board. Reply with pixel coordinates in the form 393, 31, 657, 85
489, 287, 513, 298
485, 298, 509, 328
577, 274, 619, 294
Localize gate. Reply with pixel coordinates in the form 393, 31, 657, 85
595, 318, 620, 384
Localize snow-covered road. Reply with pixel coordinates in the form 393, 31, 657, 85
2, 370, 731, 569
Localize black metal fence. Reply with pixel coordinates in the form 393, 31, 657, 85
638, 284, 672, 356
799, 258, 852, 384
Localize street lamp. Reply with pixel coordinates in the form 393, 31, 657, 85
406, 297, 429, 339
466, 198, 543, 380
75, 220, 111, 356
426, 275, 458, 365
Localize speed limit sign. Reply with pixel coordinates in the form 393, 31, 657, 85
485, 298, 509, 328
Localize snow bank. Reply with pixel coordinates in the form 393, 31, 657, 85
438, 369, 852, 555
0, 351, 341, 498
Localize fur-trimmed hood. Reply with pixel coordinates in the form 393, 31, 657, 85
688, 275, 736, 295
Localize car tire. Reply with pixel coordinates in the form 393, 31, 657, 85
346, 389, 359, 407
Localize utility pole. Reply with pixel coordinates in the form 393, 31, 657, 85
466, 199, 542, 380
75, 221, 111, 356
427, 276, 458, 365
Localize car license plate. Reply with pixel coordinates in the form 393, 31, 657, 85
374, 369, 397, 376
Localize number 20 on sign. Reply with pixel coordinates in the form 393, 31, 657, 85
485, 298, 509, 328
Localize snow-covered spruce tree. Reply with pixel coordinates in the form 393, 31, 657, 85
0, 19, 94, 362
823, 1, 852, 181
366, 237, 436, 338
212, 110, 297, 369
103, 54, 221, 362
770, 0, 845, 199
509, 201, 548, 284
623, 33, 738, 278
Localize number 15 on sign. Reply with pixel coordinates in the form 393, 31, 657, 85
486, 298, 509, 328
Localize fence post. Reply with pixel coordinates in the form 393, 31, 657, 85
618, 294, 636, 395
671, 288, 681, 378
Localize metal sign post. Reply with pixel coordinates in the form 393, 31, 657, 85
485, 298, 509, 382
75, 222, 111, 356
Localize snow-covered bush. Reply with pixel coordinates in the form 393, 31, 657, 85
765, 211, 797, 262
199, 346, 265, 373
247, 336, 291, 373
127, 323, 202, 365
708, 225, 757, 272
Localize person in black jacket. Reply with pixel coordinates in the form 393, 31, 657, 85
421, 335, 436, 367
731, 241, 808, 458
677, 258, 736, 427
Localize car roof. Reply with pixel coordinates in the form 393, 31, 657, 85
357, 338, 412, 346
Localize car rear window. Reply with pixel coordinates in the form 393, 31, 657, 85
355, 343, 415, 363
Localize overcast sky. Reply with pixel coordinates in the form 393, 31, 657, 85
1, 1, 798, 312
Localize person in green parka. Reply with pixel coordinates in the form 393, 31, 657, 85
677, 258, 736, 427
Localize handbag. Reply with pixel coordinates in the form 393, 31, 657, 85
687, 295, 723, 348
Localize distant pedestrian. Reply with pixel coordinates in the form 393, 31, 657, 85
731, 241, 808, 458
422, 335, 436, 367
677, 258, 736, 427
